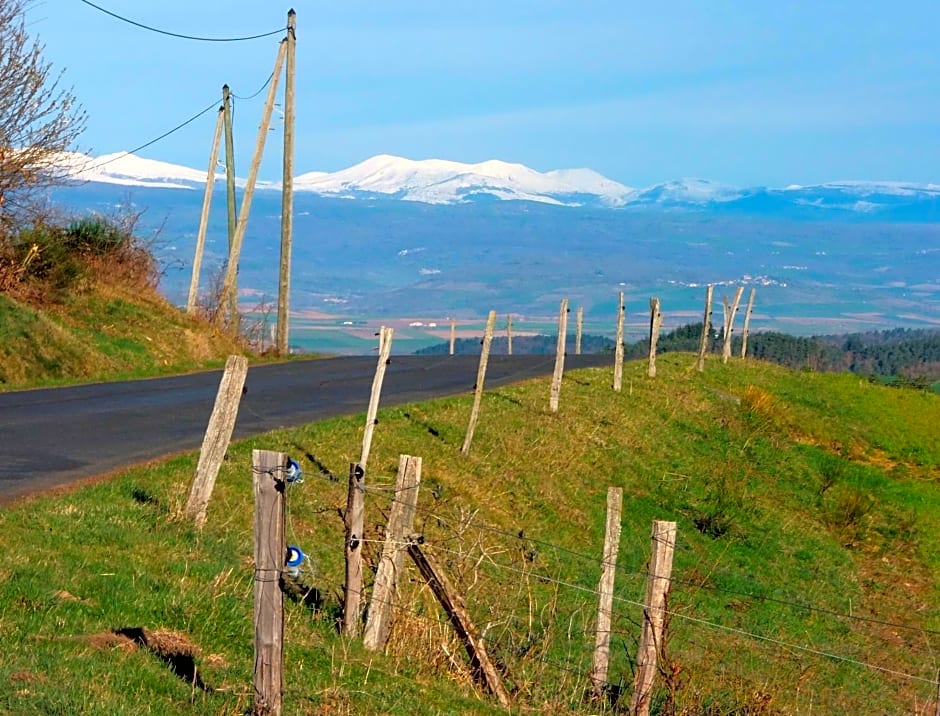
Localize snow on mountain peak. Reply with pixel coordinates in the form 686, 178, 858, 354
61, 151, 219, 189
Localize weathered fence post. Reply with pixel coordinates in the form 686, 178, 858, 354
362, 454, 422, 651
630, 520, 677, 716
590, 486, 623, 699
252, 449, 287, 716
696, 284, 713, 372
461, 311, 496, 455
360, 326, 393, 469
575, 305, 584, 355
407, 540, 512, 708
549, 298, 569, 413
647, 298, 663, 378
740, 288, 756, 358
721, 287, 745, 364
185, 355, 249, 526
614, 291, 625, 392
449, 318, 456, 356
506, 313, 513, 356
342, 462, 365, 637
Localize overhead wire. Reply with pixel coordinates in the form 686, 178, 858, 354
77, 0, 285, 42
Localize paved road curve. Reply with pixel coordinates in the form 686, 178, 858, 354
0, 354, 609, 502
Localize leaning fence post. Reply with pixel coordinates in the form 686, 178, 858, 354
721, 287, 744, 364
506, 313, 513, 356
575, 305, 584, 355
360, 326, 392, 469
630, 520, 677, 716
740, 288, 756, 358
647, 298, 663, 378
252, 449, 287, 716
461, 311, 496, 455
362, 454, 422, 651
590, 486, 623, 699
614, 291, 625, 392
696, 285, 713, 372
342, 462, 366, 637
185, 355, 248, 527
549, 298, 569, 413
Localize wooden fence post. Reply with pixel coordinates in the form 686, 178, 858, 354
506, 313, 513, 356
362, 455, 422, 651
590, 486, 623, 698
252, 449, 287, 716
630, 520, 677, 716
721, 287, 744, 364
449, 318, 456, 356
647, 298, 663, 378
461, 311, 496, 454
740, 288, 756, 358
614, 291, 625, 392
549, 298, 569, 413
407, 541, 512, 708
360, 326, 392, 469
696, 285, 713, 373
343, 462, 365, 637
575, 305, 584, 355
185, 355, 249, 527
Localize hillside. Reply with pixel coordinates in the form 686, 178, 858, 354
0, 355, 936, 714
0, 215, 246, 389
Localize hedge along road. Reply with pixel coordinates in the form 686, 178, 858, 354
0, 354, 610, 502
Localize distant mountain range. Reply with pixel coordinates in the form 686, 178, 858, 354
60, 151, 940, 220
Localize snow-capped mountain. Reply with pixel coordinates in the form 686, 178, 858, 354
294, 154, 633, 206
58, 151, 940, 219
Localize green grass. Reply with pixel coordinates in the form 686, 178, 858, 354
1, 355, 937, 714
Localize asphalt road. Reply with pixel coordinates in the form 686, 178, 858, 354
0, 354, 609, 502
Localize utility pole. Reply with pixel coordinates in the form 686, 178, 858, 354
221, 85, 238, 327
276, 9, 297, 355
186, 106, 223, 315
217, 39, 287, 332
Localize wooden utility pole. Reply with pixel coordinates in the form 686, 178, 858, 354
276, 10, 297, 356
740, 288, 756, 358
696, 284, 713, 373
363, 455, 422, 651
614, 291, 625, 392
647, 298, 663, 378
630, 520, 677, 716
218, 39, 287, 331
575, 306, 584, 355
184, 355, 248, 526
590, 486, 623, 698
721, 286, 745, 364
187, 106, 224, 315
407, 541, 512, 708
360, 326, 392, 470
549, 298, 569, 413
506, 313, 513, 356
461, 311, 496, 454
252, 449, 287, 716
222, 84, 238, 325
449, 318, 456, 356
343, 462, 365, 637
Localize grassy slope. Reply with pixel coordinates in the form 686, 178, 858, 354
0, 281, 245, 389
0, 355, 937, 715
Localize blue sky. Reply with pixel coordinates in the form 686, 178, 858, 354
29, 1, 940, 187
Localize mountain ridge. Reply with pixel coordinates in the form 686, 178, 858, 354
58, 150, 940, 216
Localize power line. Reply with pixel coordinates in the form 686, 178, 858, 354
78, 99, 221, 174
78, 0, 285, 42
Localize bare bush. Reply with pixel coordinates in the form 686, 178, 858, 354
0, 0, 86, 227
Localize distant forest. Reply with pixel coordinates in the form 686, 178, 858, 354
416, 325, 940, 390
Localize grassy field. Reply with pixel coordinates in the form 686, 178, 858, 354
0, 355, 937, 715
